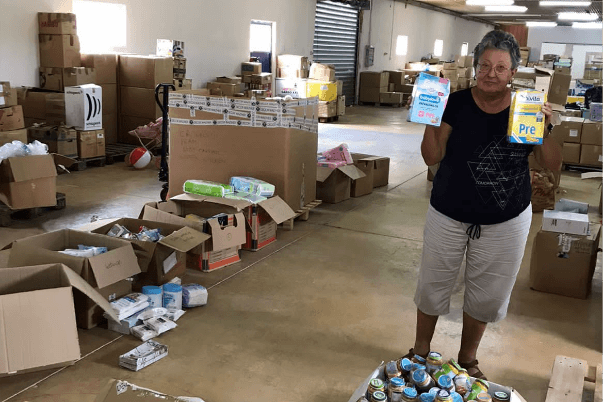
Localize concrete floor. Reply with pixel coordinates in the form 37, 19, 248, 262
0, 105, 601, 402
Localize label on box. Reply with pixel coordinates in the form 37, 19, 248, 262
97, 133, 104, 138
163, 251, 177, 274
599, 155, 602, 162
570, 129, 578, 137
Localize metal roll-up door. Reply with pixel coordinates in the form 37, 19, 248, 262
313, 1, 359, 106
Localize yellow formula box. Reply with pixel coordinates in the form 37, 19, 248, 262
507, 90, 546, 145
306, 81, 337, 101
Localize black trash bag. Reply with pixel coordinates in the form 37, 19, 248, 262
585, 86, 602, 109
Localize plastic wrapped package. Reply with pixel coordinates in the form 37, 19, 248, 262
183, 180, 233, 197
229, 176, 275, 197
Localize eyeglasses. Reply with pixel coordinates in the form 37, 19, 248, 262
477, 63, 511, 76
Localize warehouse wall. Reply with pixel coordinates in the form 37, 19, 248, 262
358, 0, 494, 73
527, 27, 603, 62
0, 0, 316, 88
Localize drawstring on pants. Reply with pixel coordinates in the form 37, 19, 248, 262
466, 224, 481, 240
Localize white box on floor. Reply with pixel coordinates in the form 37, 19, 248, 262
65, 84, 102, 130
542, 209, 589, 235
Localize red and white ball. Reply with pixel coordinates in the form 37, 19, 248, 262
128, 147, 152, 169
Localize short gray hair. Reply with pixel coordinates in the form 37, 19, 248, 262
473, 30, 521, 70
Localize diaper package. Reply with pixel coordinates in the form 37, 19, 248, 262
224, 191, 268, 204
322, 143, 353, 164
183, 180, 233, 197
229, 176, 275, 197
408, 72, 450, 127
507, 90, 546, 145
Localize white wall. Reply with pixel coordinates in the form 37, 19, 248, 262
358, 0, 494, 73
527, 26, 603, 62
0, 0, 316, 88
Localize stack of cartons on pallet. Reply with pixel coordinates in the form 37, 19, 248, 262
359, 71, 388, 104
241, 62, 273, 97
275, 55, 309, 99
0, 82, 25, 146
558, 117, 603, 168
207, 76, 243, 97
381, 71, 406, 105
308, 63, 341, 118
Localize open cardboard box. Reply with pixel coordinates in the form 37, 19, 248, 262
0, 154, 57, 209
7, 229, 141, 328
91, 218, 210, 285
348, 363, 526, 402
317, 164, 366, 204
0, 263, 118, 377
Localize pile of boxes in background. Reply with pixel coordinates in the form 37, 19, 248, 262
583, 53, 602, 80
359, 71, 389, 104
241, 61, 272, 97
275, 55, 309, 99
157, 39, 192, 91
0, 82, 26, 145
557, 117, 602, 167
308, 63, 341, 119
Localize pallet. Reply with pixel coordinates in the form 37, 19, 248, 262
0, 193, 66, 227
105, 143, 139, 164
70, 156, 107, 171
318, 116, 339, 123
358, 101, 403, 108
281, 200, 322, 230
563, 163, 602, 173
545, 355, 602, 402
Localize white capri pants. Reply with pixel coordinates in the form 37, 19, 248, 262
414, 204, 532, 323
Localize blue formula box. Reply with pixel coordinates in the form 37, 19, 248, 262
408, 72, 451, 127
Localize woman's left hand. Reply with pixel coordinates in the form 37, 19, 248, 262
542, 102, 553, 127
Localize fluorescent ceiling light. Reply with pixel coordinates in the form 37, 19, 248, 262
573, 21, 603, 28
484, 5, 527, 12
526, 21, 558, 26
466, 0, 513, 5
558, 12, 598, 20
540, 1, 591, 6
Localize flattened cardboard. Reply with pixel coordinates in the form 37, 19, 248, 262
141, 204, 205, 232
0, 263, 118, 376
95, 379, 202, 401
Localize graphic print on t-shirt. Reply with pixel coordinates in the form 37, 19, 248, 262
467, 135, 530, 210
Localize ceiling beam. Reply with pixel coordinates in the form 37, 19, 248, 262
397, 0, 499, 27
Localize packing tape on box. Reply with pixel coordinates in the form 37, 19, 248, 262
167, 94, 319, 133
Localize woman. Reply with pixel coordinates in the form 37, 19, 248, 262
404, 30, 562, 380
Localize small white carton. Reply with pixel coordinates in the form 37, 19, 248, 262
119, 340, 168, 371
65, 84, 102, 130
542, 209, 589, 235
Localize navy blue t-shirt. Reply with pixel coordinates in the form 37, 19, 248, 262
430, 88, 534, 225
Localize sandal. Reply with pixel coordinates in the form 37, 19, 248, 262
399, 348, 428, 361
458, 359, 488, 381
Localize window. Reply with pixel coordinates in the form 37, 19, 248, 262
250, 21, 272, 53
396, 35, 408, 56
73, 1, 126, 53
461, 42, 469, 56
434, 39, 444, 57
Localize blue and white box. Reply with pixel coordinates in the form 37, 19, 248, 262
408, 72, 450, 127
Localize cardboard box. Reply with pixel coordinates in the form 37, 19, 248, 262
7, 229, 141, 327
38, 12, 77, 35
241, 62, 262, 76
206, 82, 239, 97
386, 71, 405, 85
91, 218, 209, 285
351, 156, 375, 197
39, 34, 81, 68
65, 84, 102, 130
530, 225, 602, 299
0, 128, 27, 146
542, 209, 590, 235
81, 54, 118, 84
277, 55, 309, 70
441, 69, 459, 80
45, 93, 66, 126
174, 78, 193, 91
0, 105, 25, 132
548, 72, 572, 106
337, 95, 345, 116
39, 67, 96, 91
103, 113, 118, 144
443, 62, 457, 70
306, 81, 337, 102
310, 63, 336, 82
277, 68, 309, 79
216, 76, 242, 84
0, 263, 118, 376
393, 83, 414, 93
250, 73, 272, 85
16, 88, 62, 119
0, 87, 17, 108
194, 246, 241, 272
318, 100, 337, 118
349, 153, 390, 187
244, 205, 277, 251
580, 144, 603, 166
316, 164, 365, 203
28, 125, 78, 157
556, 117, 583, 143
119, 86, 160, 119
359, 86, 388, 103
361, 72, 389, 88
275, 78, 308, 98
456, 56, 473, 68
581, 120, 603, 145
100, 83, 117, 115
379, 92, 403, 104
119, 55, 173, 89
77, 129, 106, 158
0, 154, 57, 209
562, 142, 581, 164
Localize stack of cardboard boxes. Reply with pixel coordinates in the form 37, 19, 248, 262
241, 61, 272, 97
520, 47, 530, 67
308, 63, 341, 118
456, 55, 474, 89
81, 54, 118, 144
0, 82, 26, 146
559, 117, 603, 167
359, 71, 388, 104
118, 55, 172, 144
441, 62, 459, 93
207, 76, 243, 97
157, 39, 192, 91
275, 55, 309, 99
384, 71, 413, 104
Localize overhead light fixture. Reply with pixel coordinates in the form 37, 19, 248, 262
484, 5, 527, 12
466, 0, 513, 5
558, 12, 598, 20
540, 1, 591, 6
573, 21, 603, 28
526, 21, 558, 26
